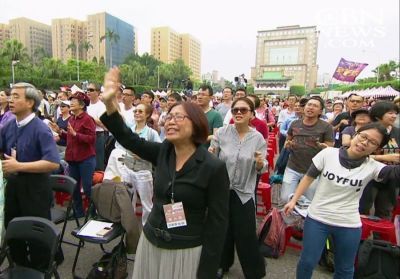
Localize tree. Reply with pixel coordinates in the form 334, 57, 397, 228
372, 60, 399, 82
0, 39, 29, 61
33, 47, 50, 65
66, 42, 80, 80
289, 85, 306, 96
100, 28, 120, 67
79, 41, 93, 61
66, 42, 77, 58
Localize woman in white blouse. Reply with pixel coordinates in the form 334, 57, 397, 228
210, 97, 267, 279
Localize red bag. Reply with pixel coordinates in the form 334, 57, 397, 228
92, 171, 104, 185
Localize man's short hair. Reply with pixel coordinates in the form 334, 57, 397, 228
223, 87, 233, 94
12, 82, 40, 112
308, 96, 325, 110
142, 91, 155, 101
169, 92, 182, 102
235, 87, 247, 96
348, 93, 363, 100
124, 86, 136, 94
199, 84, 213, 96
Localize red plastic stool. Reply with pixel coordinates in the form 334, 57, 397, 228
257, 183, 271, 212
361, 217, 397, 245
267, 152, 275, 171
284, 226, 303, 252
260, 172, 269, 183
268, 137, 277, 155
392, 196, 400, 222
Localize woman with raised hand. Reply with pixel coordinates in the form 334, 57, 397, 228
283, 122, 400, 279
100, 67, 230, 279
210, 97, 267, 279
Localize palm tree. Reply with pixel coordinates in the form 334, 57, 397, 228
79, 41, 93, 61
1, 39, 29, 61
100, 28, 120, 67
66, 42, 79, 80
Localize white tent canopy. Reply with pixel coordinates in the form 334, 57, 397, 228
339, 86, 399, 99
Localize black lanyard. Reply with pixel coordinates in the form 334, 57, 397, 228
170, 171, 176, 204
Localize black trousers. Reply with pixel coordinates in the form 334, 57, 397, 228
220, 190, 266, 279
359, 179, 398, 219
4, 173, 52, 270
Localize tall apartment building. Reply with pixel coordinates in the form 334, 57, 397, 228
151, 27, 201, 80
252, 25, 319, 95
8, 17, 52, 57
52, 18, 87, 62
0, 23, 10, 47
87, 12, 135, 67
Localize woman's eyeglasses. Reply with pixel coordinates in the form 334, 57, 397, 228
87, 88, 96, 92
356, 132, 380, 147
165, 113, 189, 122
231, 107, 250, 115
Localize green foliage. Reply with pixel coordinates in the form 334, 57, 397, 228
336, 80, 400, 92
289, 85, 306, 96
0, 39, 196, 91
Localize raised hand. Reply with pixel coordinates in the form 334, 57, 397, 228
102, 67, 121, 113
67, 122, 77, 137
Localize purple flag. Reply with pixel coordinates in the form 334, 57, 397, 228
333, 58, 368, 82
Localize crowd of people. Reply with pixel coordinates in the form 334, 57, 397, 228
0, 67, 399, 278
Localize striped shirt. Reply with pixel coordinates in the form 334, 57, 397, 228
211, 124, 268, 204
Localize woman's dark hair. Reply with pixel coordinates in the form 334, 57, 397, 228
247, 94, 260, 109
231, 97, 255, 112
0, 89, 11, 112
369, 101, 399, 122
168, 102, 208, 146
356, 122, 390, 148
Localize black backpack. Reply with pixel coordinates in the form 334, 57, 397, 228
319, 235, 335, 272
355, 239, 400, 279
86, 242, 128, 279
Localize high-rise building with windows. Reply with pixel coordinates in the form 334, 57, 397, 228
151, 26, 201, 80
8, 17, 52, 57
52, 18, 87, 62
252, 25, 319, 96
0, 23, 10, 48
87, 12, 135, 67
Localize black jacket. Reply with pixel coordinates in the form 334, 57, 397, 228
100, 111, 230, 279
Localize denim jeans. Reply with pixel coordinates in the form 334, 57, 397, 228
297, 217, 361, 279
281, 167, 317, 203
68, 156, 96, 216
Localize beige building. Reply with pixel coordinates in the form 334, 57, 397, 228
86, 12, 135, 67
151, 26, 201, 80
252, 25, 319, 96
8, 17, 52, 57
52, 18, 87, 62
0, 23, 10, 47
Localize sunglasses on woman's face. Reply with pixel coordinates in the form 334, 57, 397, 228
231, 107, 250, 115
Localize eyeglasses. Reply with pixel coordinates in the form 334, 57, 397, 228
165, 113, 189, 122
133, 109, 144, 114
87, 88, 96, 92
349, 99, 363, 104
356, 132, 380, 147
231, 107, 250, 115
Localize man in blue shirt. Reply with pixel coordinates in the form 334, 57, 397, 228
0, 82, 59, 269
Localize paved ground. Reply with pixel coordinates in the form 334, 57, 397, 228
58, 215, 331, 278
1, 210, 333, 278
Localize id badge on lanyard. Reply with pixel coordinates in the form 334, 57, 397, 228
163, 172, 187, 229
